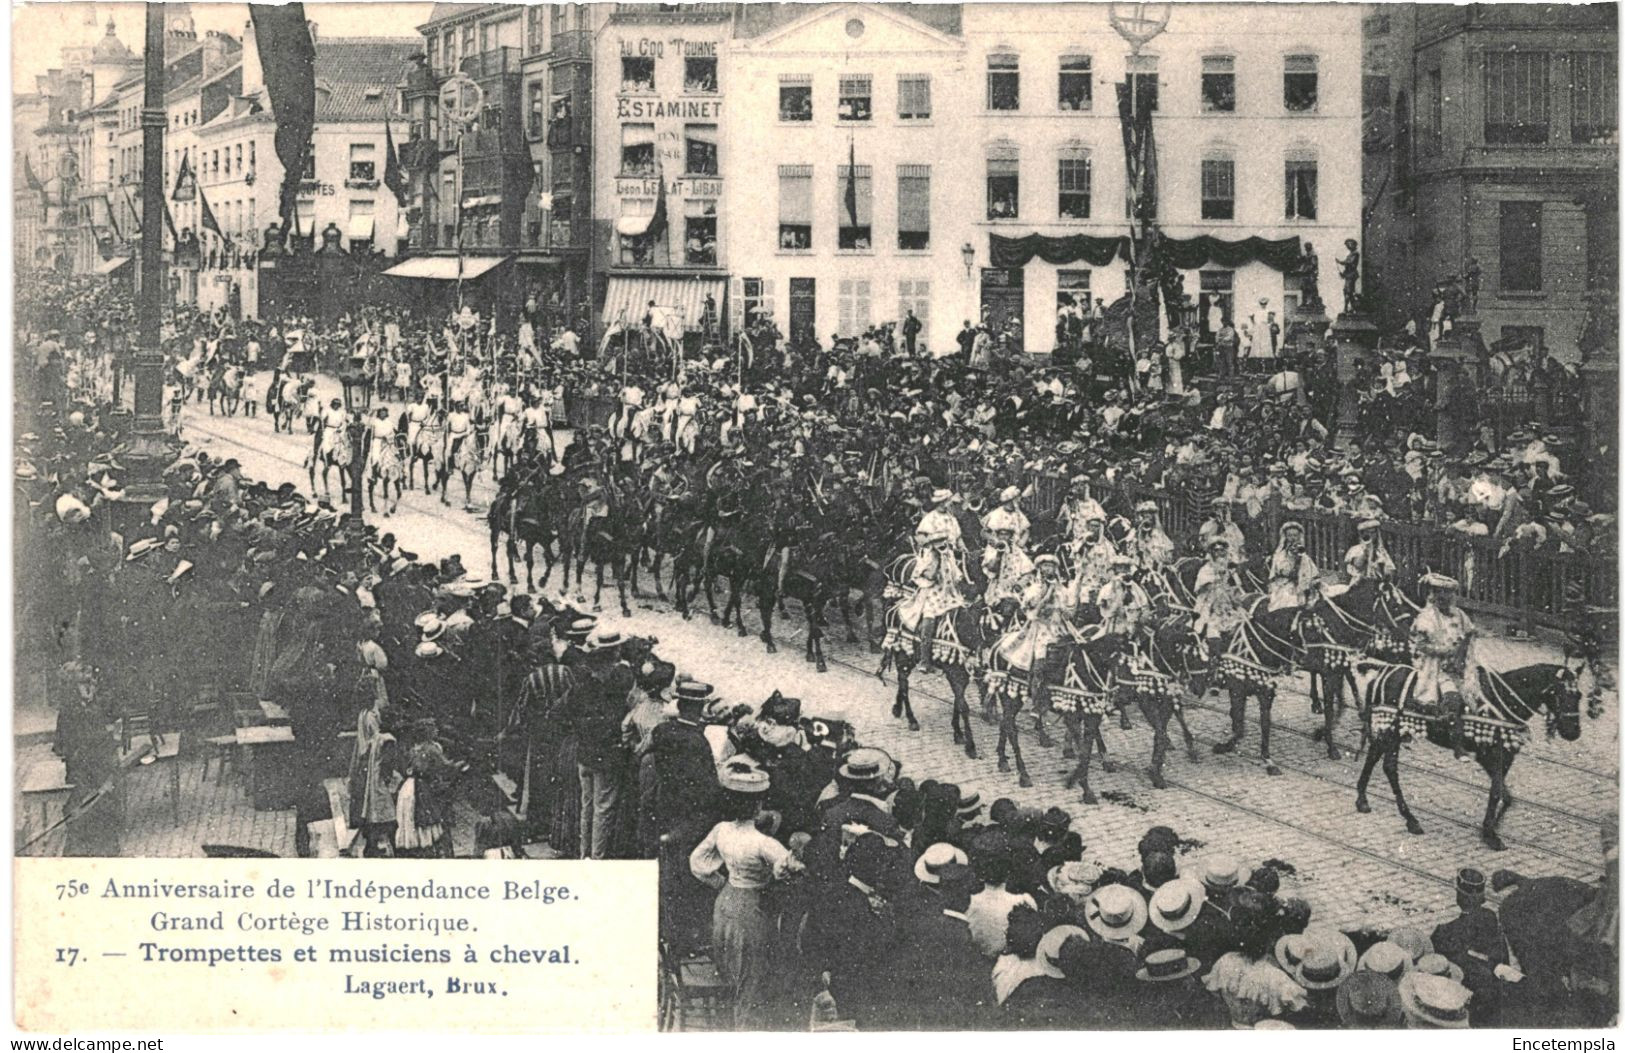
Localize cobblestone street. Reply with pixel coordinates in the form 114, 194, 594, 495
125, 400, 1617, 934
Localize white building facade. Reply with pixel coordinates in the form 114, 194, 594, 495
723, 4, 973, 354
961, 3, 1363, 353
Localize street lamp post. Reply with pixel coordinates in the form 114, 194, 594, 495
339, 370, 370, 520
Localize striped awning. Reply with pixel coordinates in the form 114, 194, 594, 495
601, 276, 725, 333
381, 255, 510, 280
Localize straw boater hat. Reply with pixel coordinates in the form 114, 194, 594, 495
1385, 927, 1434, 963
1195, 854, 1251, 892
1357, 941, 1411, 981
1336, 971, 1404, 1028
1148, 877, 1207, 934
1085, 885, 1148, 942
1414, 953, 1465, 984
930, 487, 954, 505
1276, 927, 1358, 991
914, 842, 970, 885
998, 485, 1021, 504
1036, 925, 1090, 979
1137, 947, 1203, 984
717, 758, 770, 795
1048, 859, 1105, 901
838, 747, 894, 783
1397, 972, 1471, 1029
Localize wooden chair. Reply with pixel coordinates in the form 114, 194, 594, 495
658, 939, 732, 1032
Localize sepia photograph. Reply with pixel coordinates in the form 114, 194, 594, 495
10, 0, 1620, 1034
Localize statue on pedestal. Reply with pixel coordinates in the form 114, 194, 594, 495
1463, 257, 1481, 314
1298, 241, 1324, 313
1336, 238, 1361, 313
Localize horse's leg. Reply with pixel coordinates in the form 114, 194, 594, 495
951, 668, 976, 758
368, 474, 379, 514
1212, 684, 1247, 755
1140, 694, 1170, 789
1383, 741, 1425, 836
1092, 716, 1118, 774
616, 554, 632, 619
592, 560, 606, 612
995, 687, 1011, 772
1321, 668, 1344, 760
1355, 730, 1389, 813
704, 568, 720, 624
1005, 695, 1032, 789
838, 593, 860, 645
1072, 714, 1099, 804
1309, 669, 1323, 715
1258, 684, 1282, 776
1480, 751, 1507, 851
1171, 699, 1200, 763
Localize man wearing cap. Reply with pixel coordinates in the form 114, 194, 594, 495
1411, 573, 1477, 761
982, 521, 1034, 610
1057, 475, 1106, 547
1068, 513, 1118, 608
1344, 518, 1396, 587
1098, 553, 1151, 637
872, 855, 993, 1029
1429, 867, 1508, 1025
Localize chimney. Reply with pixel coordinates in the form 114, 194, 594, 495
242, 19, 263, 97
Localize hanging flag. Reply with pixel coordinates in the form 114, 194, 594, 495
124, 186, 142, 233
383, 120, 408, 207
24, 155, 45, 205
163, 199, 179, 245
199, 186, 222, 239
102, 193, 122, 241
844, 137, 859, 230
250, 3, 317, 229
172, 151, 197, 202
646, 161, 668, 242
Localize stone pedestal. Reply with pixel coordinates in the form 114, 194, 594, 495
1581, 357, 1618, 512
1329, 312, 1379, 448
1430, 327, 1479, 453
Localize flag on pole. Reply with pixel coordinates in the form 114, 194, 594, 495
383, 120, 408, 207
646, 162, 668, 242
24, 155, 46, 205
103, 193, 122, 240
844, 137, 859, 229
123, 186, 142, 233
198, 186, 222, 239
250, 4, 317, 230
172, 151, 197, 202
163, 200, 179, 245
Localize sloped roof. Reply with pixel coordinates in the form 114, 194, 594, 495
313, 38, 421, 122
736, 3, 962, 39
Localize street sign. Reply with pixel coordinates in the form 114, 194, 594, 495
439, 74, 485, 129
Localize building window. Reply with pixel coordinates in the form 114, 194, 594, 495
1201, 155, 1235, 219
223, 148, 232, 177
1284, 54, 1319, 112
987, 52, 1020, 110
1200, 270, 1234, 338
1054, 53, 1092, 112
550, 194, 572, 246
1284, 155, 1317, 220
479, 22, 491, 54
618, 198, 654, 265
1499, 201, 1542, 292
528, 82, 545, 139
1202, 55, 1236, 112
1058, 269, 1090, 317
211, 150, 220, 178
526, 7, 544, 55
836, 164, 872, 250
1484, 50, 1549, 144
348, 199, 375, 253
684, 124, 718, 176
443, 30, 456, 71
778, 164, 812, 250
898, 74, 932, 120
1128, 54, 1159, 113
898, 280, 930, 344
301, 151, 315, 181
462, 26, 475, 65
780, 75, 812, 121
553, 150, 574, 189
621, 56, 655, 94
685, 56, 717, 94
987, 144, 1019, 219
1569, 52, 1615, 145
249, 142, 256, 172
897, 164, 930, 249
1425, 67, 1443, 150
838, 75, 872, 121
621, 124, 655, 176
684, 199, 717, 265
742, 277, 776, 327
838, 278, 871, 335
1500, 324, 1545, 353
234, 144, 243, 175
1058, 146, 1091, 219
349, 143, 377, 183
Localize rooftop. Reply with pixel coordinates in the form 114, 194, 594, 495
736, 2, 963, 39
314, 38, 421, 122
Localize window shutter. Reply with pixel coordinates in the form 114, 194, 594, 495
898, 165, 930, 234
779, 164, 812, 224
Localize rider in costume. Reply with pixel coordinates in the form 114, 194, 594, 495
1342, 517, 1396, 587
1410, 573, 1478, 762
982, 524, 1034, 609
1070, 514, 1119, 608
983, 486, 1031, 550
994, 553, 1072, 677
1193, 538, 1248, 657
1056, 474, 1107, 546
1126, 500, 1176, 572
1198, 497, 1249, 566
1267, 520, 1322, 611
898, 525, 967, 673
445, 400, 474, 467
1097, 553, 1151, 637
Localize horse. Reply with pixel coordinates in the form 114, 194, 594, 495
211, 364, 243, 417
1035, 629, 1131, 804
306, 421, 354, 502
367, 436, 404, 516
695, 512, 773, 638
488, 470, 563, 592
633, 495, 704, 608
1353, 657, 1585, 849
493, 413, 525, 481
880, 598, 1000, 765
449, 429, 482, 510
1208, 597, 1305, 776
1118, 610, 1207, 789
1301, 578, 1419, 757
560, 484, 638, 618
759, 531, 849, 672
407, 418, 445, 495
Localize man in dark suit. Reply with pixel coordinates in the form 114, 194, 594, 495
1431, 867, 1509, 1026
648, 681, 722, 845
801, 834, 903, 1026
869, 862, 995, 1029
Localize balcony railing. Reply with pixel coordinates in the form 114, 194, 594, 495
460, 47, 520, 80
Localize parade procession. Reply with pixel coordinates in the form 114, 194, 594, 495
12, 0, 1621, 1033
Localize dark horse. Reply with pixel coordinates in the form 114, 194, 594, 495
1121, 611, 1208, 789
1301, 578, 1418, 758
488, 468, 563, 591
1353, 659, 1584, 850
1209, 598, 1303, 776
880, 594, 1000, 764
561, 482, 639, 618
759, 530, 862, 673
1043, 629, 1133, 804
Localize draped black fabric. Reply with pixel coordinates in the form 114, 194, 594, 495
988, 233, 1126, 269
988, 233, 1302, 273
250, 4, 317, 232
1158, 235, 1303, 273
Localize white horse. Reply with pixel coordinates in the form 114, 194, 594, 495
408, 419, 445, 496
307, 421, 354, 501
368, 435, 404, 516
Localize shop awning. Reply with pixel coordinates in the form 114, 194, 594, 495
601, 275, 725, 332
461, 195, 502, 210
347, 215, 375, 240
616, 214, 653, 237
93, 255, 132, 276
381, 255, 510, 280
